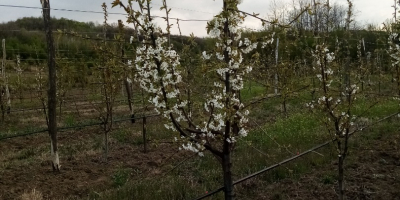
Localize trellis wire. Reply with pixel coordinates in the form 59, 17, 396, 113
0, 113, 160, 141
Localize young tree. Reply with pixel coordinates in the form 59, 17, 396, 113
113, 0, 267, 198
93, 3, 123, 161
308, 43, 359, 200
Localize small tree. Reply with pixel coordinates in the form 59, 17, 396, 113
308, 44, 359, 200
93, 3, 124, 162
113, 0, 267, 198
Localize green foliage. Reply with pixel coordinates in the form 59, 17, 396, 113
63, 114, 76, 127
112, 168, 132, 188
322, 174, 335, 184
352, 97, 399, 119
249, 112, 323, 147
241, 81, 266, 102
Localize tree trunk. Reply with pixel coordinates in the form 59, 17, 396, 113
338, 154, 344, 200
124, 78, 134, 122
338, 141, 344, 200
41, 0, 59, 171
104, 129, 109, 162
223, 119, 234, 200
222, 149, 234, 200
222, 1, 234, 198
142, 116, 147, 153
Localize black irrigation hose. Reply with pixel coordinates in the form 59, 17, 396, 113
192, 112, 400, 200
0, 128, 49, 140
0, 113, 161, 141
7, 98, 144, 113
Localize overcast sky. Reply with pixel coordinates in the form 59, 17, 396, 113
0, 0, 394, 37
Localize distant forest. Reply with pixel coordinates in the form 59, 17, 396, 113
0, 16, 390, 68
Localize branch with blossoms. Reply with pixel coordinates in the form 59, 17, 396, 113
388, 33, 400, 96
113, 0, 265, 156
307, 44, 360, 200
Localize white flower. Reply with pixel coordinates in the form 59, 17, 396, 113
202, 51, 211, 60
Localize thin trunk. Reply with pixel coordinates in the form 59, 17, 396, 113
124, 78, 134, 121
283, 96, 287, 116
74, 100, 81, 117
338, 147, 344, 200
104, 129, 109, 161
41, 0, 59, 171
121, 38, 135, 123
142, 116, 147, 153
17, 55, 22, 103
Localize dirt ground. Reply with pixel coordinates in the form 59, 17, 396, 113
0, 123, 184, 200
244, 131, 400, 200
0, 121, 399, 200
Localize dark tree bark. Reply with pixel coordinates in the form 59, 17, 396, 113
222, 1, 234, 199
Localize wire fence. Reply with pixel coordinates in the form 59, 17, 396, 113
0, 112, 160, 141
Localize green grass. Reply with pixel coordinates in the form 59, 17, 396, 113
97, 174, 223, 200
241, 81, 267, 102
63, 113, 77, 127
112, 168, 132, 188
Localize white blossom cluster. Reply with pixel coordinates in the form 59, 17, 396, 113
312, 44, 335, 67
133, 10, 188, 128
199, 4, 257, 147
388, 33, 400, 67
180, 142, 205, 157
131, 1, 265, 155
35, 66, 46, 97
261, 32, 275, 49
307, 44, 357, 137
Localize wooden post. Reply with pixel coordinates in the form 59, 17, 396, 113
1, 39, 10, 118
275, 38, 279, 95
41, 0, 59, 171
1, 39, 4, 79
313, 0, 318, 35
1, 39, 5, 120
